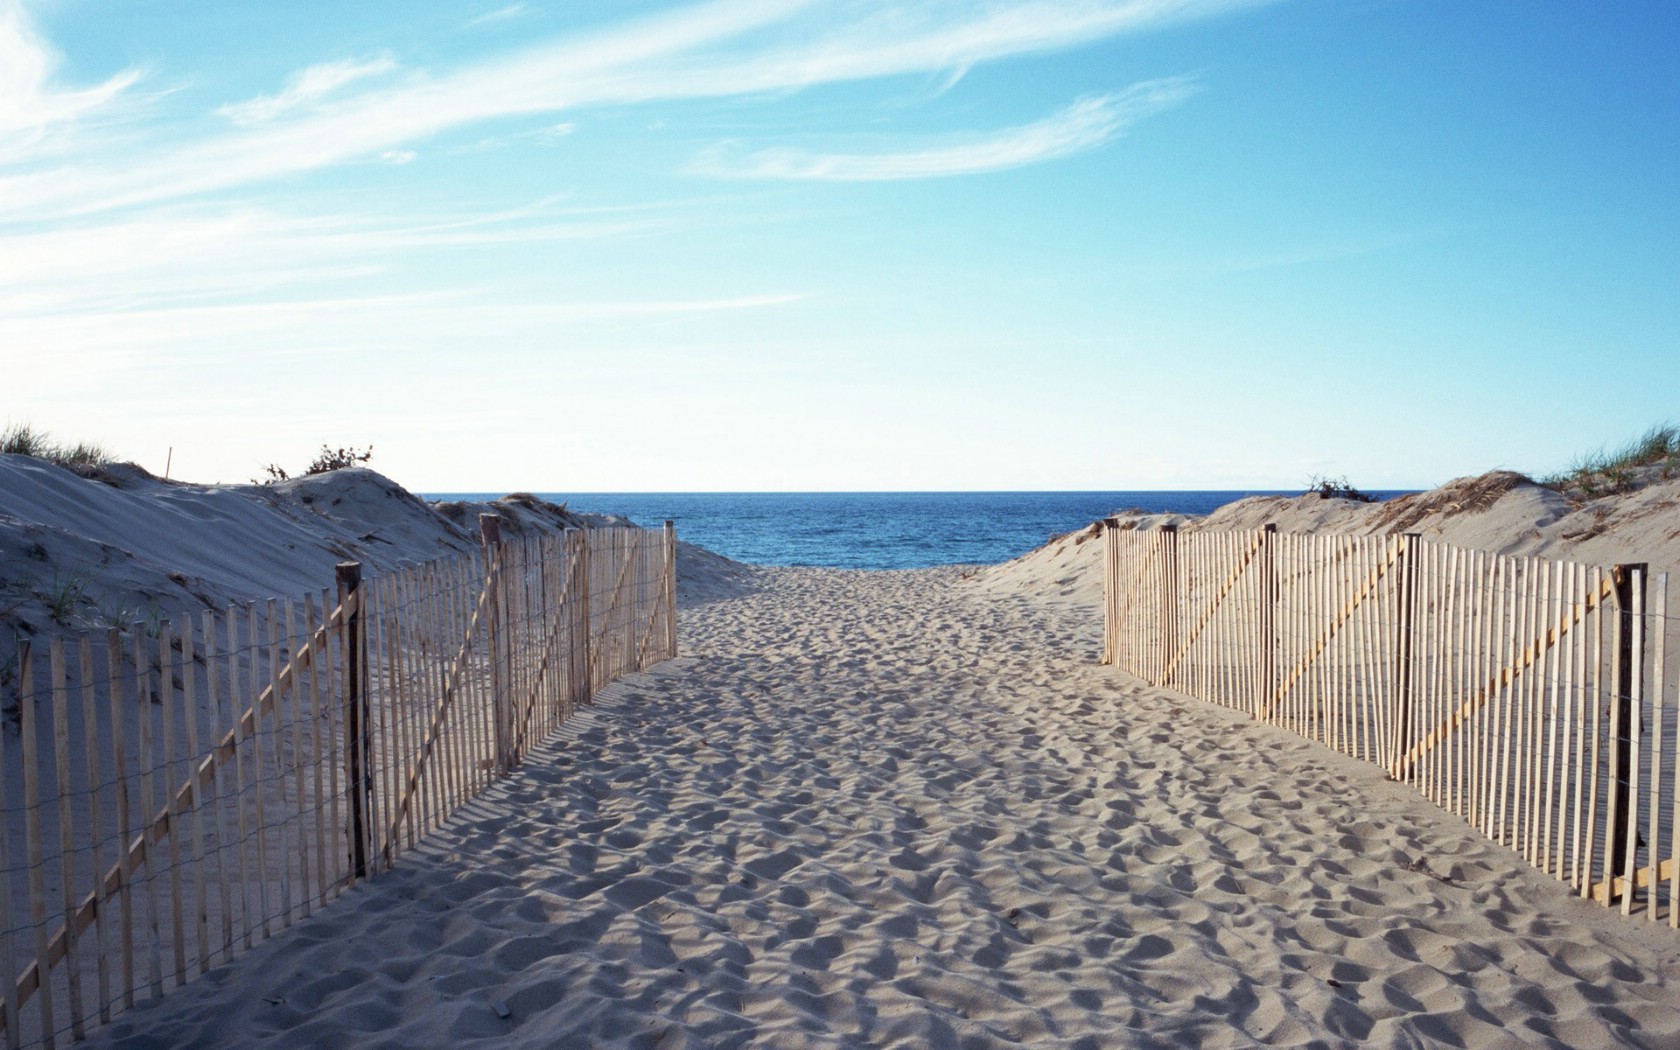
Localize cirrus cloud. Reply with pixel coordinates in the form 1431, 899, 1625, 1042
0, 1, 140, 144
690, 79, 1200, 181
216, 54, 400, 125
0, 0, 1266, 221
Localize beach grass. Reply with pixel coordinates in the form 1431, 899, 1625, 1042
0, 421, 113, 468
1541, 421, 1680, 496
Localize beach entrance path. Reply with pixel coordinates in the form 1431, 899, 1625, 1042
81, 568, 1680, 1049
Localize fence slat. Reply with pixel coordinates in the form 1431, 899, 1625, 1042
1521, 558, 1544, 862
1671, 576, 1680, 926
1620, 567, 1646, 917
1403, 569, 1619, 781
3, 526, 678, 1046
1584, 572, 1607, 898
422, 562, 454, 822
157, 623, 187, 988
1, 649, 19, 1049
75, 636, 108, 1025
1102, 521, 1676, 926
281, 600, 312, 915
1648, 573, 1667, 921
20, 642, 55, 1049
243, 604, 271, 941
1541, 561, 1564, 874
133, 627, 163, 1003
1569, 564, 1589, 890
49, 641, 83, 1038
178, 620, 208, 977
201, 610, 234, 966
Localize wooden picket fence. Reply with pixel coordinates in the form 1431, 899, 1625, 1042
1103, 521, 1678, 924
0, 519, 677, 1049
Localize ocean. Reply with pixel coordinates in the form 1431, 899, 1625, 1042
425, 491, 1411, 570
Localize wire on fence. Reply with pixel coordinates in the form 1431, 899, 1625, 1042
0, 521, 678, 1049
1103, 520, 1677, 925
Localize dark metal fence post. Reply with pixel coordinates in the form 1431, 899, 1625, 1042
336, 561, 370, 882
479, 514, 509, 773
1159, 525, 1179, 685
1101, 518, 1119, 666
576, 529, 594, 703
1257, 524, 1278, 719
1390, 533, 1422, 778
1606, 563, 1646, 895
663, 521, 678, 660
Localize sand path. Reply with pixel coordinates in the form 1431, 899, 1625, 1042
84, 568, 1680, 1049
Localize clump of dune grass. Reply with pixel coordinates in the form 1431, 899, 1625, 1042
255, 443, 373, 484
1304, 474, 1377, 503
1540, 422, 1680, 498
0, 422, 113, 468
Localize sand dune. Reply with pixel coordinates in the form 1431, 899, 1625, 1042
76, 566, 1680, 1049
970, 472, 1680, 609
9, 460, 1680, 1046
0, 455, 751, 664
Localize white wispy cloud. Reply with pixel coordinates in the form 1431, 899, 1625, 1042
217, 54, 399, 125
467, 3, 529, 28
0, 203, 678, 315
0, 291, 807, 364
450, 120, 577, 154
0, 0, 1268, 220
692, 80, 1198, 181
692, 0, 1243, 94
0, 1, 140, 144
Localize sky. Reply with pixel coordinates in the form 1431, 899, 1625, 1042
1, 0, 1675, 493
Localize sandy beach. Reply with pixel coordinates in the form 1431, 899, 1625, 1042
73, 563, 1680, 1049
8, 1, 1676, 1042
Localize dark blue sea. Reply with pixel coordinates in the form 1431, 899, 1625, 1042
425, 491, 1411, 570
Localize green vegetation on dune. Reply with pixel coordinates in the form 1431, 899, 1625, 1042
255, 443, 374, 484
0, 422, 113, 468
1, 428, 380, 485
1541, 421, 1679, 498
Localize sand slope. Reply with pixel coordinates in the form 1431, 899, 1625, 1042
0, 456, 752, 667
972, 473, 1680, 607
76, 567, 1680, 1049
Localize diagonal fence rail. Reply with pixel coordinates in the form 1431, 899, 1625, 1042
0, 519, 677, 1049
1104, 521, 1678, 925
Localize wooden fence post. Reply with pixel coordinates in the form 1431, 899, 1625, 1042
18, 639, 53, 1047
1606, 563, 1647, 898
1101, 518, 1118, 666
1390, 533, 1423, 777
1257, 524, 1278, 717
663, 521, 678, 660
336, 562, 371, 883
0, 645, 18, 1043
479, 515, 509, 774
575, 529, 594, 703
1159, 525, 1180, 685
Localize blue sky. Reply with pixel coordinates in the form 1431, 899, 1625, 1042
2, 0, 1675, 492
